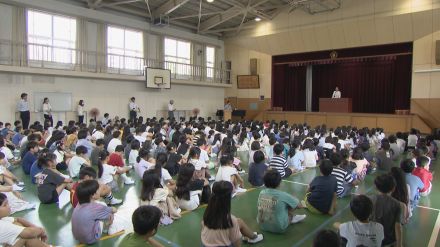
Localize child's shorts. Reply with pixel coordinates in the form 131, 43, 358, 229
106, 180, 118, 191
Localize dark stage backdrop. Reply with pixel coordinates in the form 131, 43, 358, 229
272, 43, 413, 114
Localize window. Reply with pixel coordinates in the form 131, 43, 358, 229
107, 26, 143, 71
206, 46, 215, 79
27, 10, 76, 64
164, 37, 191, 75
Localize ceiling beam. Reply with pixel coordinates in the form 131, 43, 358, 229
100, 0, 142, 8
199, 6, 243, 32
151, 0, 191, 17
169, 10, 225, 20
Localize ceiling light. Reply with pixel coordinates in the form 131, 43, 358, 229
255, 17, 261, 22
207, 0, 214, 3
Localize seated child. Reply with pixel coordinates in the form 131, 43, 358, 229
71, 180, 116, 245
188, 147, 211, 180
53, 141, 72, 171
248, 150, 268, 187
36, 154, 72, 204
313, 229, 340, 247
413, 156, 433, 196
98, 150, 133, 189
0, 193, 51, 247
335, 195, 384, 247
0, 154, 24, 191
21, 141, 38, 175
329, 153, 358, 198
287, 141, 304, 172
118, 205, 164, 247
70, 167, 122, 208
202, 181, 263, 246
175, 163, 211, 211
400, 159, 424, 211
303, 159, 337, 215
369, 174, 402, 247
302, 139, 319, 168
68, 145, 91, 178
108, 145, 135, 185
257, 170, 306, 233
140, 170, 180, 224
269, 144, 294, 178
90, 139, 105, 167
164, 142, 182, 176
215, 154, 245, 193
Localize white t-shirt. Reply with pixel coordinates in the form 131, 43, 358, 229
215, 166, 238, 183
128, 149, 139, 166
107, 138, 122, 153
177, 190, 201, 211
69, 156, 87, 177
302, 149, 318, 168
407, 134, 418, 147
77, 105, 84, 116
160, 168, 172, 187
134, 135, 146, 144
92, 131, 105, 140
0, 147, 13, 160
339, 221, 384, 247
190, 159, 207, 171
42, 103, 52, 115
99, 163, 117, 184
0, 217, 25, 246
168, 103, 175, 111
54, 149, 65, 164
199, 149, 210, 164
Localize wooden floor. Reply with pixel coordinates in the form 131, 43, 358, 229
10, 152, 440, 247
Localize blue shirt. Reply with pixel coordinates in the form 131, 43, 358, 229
248, 162, 268, 187
22, 151, 37, 175
12, 133, 23, 147
30, 160, 43, 184
405, 172, 424, 203
307, 176, 337, 213
76, 139, 93, 157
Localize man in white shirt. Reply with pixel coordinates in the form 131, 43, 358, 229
129, 97, 139, 123
332, 87, 341, 98
17, 93, 30, 129
107, 131, 122, 153
224, 100, 233, 111
101, 113, 110, 127
168, 100, 175, 120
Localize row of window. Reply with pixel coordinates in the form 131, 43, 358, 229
26, 10, 216, 76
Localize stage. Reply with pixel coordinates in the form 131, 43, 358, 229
262, 111, 431, 134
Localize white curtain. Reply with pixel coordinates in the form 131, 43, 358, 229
12, 6, 27, 66
76, 18, 87, 71
96, 23, 107, 73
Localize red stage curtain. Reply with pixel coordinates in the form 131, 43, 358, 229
311, 56, 411, 113
272, 65, 307, 111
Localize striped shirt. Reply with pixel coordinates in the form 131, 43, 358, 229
331, 167, 353, 196
270, 155, 288, 177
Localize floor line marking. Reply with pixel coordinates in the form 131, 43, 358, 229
155, 234, 181, 247
282, 180, 309, 186
428, 212, 440, 247
417, 205, 440, 212
292, 185, 375, 247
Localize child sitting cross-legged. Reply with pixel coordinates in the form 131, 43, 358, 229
71, 180, 116, 245
215, 154, 246, 193
70, 167, 122, 208
0, 192, 54, 247
201, 181, 263, 246
413, 156, 433, 196
269, 143, 294, 178
97, 150, 133, 191
334, 195, 384, 247
118, 205, 164, 247
302, 159, 337, 215
257, 169, 306, 233
248, 150, 268, 187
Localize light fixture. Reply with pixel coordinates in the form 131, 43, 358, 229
207, 0, 214, 3
255, 17, 261, 22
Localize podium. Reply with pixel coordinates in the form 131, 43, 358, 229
224, 110, 232, 121
319, 98, 352, 113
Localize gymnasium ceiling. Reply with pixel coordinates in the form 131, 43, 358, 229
69, 0, 342, 37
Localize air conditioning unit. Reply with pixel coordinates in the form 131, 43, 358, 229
153, 15, 169, 27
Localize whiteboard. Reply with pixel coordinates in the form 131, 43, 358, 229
34, 92, 73, 112
145, 67, 171, 89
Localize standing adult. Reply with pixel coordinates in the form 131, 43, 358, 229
331, 87, 341, 99
42, 97, 53, 127
129, 97, 139, 123
168, 100, 175, 120
77, 100, 85, 124
17, 93, 30, 129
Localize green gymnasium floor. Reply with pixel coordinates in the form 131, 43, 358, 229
10, 152, 440, 247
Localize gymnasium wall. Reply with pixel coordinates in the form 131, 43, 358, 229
225, 0, 440, 128
0, 1, 226, 123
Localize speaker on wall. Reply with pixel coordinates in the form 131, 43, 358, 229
436, 40, 440, 65
250, 58, 258, 75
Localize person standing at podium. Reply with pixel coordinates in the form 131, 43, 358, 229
332, 87, 341, 98
224, 100, 232, 111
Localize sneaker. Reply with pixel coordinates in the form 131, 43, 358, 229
235, 187, 247, 193
247, 233, 263, 244
208, 176, 215, 181
291, 214, 307, 224
12, 184, 24, 191
17, 182, 25, 186
238, 169, 246, 174
300, 200, 307, 208
124, 178, 135, 185
109, 198, 123, 205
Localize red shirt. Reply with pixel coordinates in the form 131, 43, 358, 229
412, 167, 433, 192
108, 153, 124, 167
70, 182, 80, 207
